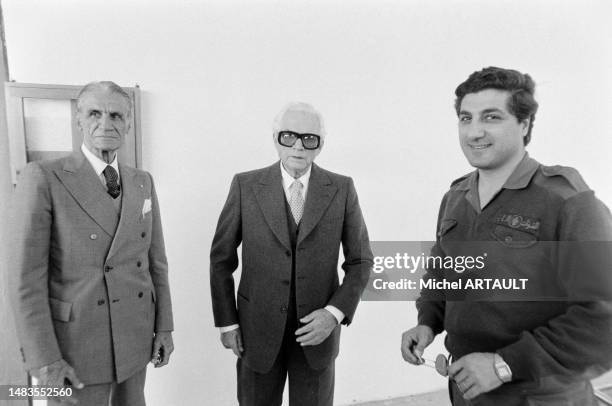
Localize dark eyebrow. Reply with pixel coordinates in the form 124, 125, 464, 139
480, 108, 505, 115
458, 110, 472, 116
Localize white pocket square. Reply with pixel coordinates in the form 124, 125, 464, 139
142, 198, 152, 218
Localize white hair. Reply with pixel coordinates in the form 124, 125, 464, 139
77, 81, 132, 118
272, 102, 326, 137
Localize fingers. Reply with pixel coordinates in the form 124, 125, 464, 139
447, 359, 463, 379
299, 312, 316, 324
295, 322, 313, 336
296, 331, 322, 346
401, 327, 432, 365
462, 383, 480, 400
295, 310, 337, 346
65, 366, 84, 389
151, 337, 161, 366
160, 338, 174, 367
236, 332, 244, 353
230, 338, 242, 358
222, 330, 243, 358
400, 332, 420, 364
452, 369, 469, 385
158, 348, 169, 367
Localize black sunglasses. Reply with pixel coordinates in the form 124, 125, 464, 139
277, 131, 321, 150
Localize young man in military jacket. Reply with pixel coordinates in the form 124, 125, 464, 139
401, 67, 612, 405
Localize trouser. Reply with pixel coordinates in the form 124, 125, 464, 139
448, 376, 597, 406
47, 366, 147, 406
237, 308, 334, 406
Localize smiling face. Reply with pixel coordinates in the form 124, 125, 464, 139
77, 88, 131, 162
273, 108, 324, 178
458, 89, 528, 173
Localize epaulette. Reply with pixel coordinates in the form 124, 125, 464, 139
450, 173, 471, 188
539, 165, 590, 194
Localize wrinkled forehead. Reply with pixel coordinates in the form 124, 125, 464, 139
78, 89, 131, 114
278, 109, 323, 135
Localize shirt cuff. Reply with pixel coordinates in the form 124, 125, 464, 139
325, 305, 344, 325
219, 324, 240, 333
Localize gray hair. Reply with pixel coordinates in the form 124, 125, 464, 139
272, 102, 326, 137
77, 81, 132, 118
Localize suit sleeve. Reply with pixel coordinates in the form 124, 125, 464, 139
498, 191, 612, 381
8, 163, 63, 370
148, 173, 174, 332
326, 177, 373, 325
210, 175, 242, 327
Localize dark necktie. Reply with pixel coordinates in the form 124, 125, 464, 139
103, 165, 121, 199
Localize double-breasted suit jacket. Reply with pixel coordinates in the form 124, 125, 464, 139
210, 162, 373, 373
9, 150, 173, 384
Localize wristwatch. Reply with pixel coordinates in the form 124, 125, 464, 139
494, 353, 512, 383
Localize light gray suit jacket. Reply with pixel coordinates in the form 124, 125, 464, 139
8, 150, 173, 384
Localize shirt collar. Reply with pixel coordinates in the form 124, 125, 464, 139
455, 152, 539, 192
81, 144, 119, 179
280, 161, 311, 195
502, 152, 539, 189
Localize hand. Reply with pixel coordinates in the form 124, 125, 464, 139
151, 331, 174, 367
401, 325, 434, 365
295, 309, 337, 346
221, 328, 244, 358
31, 359, 84, 405
448, 352, 503, 400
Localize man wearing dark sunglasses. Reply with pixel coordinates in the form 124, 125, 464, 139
210, 102, 373, 406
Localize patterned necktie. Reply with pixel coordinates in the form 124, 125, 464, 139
103, 165, 121, 199
289, 180, 304, 224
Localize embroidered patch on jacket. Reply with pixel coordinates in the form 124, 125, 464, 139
495, 214, 540, 235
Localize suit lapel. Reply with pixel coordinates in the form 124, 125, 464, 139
55, 151, 119, 237
298, 164, 337, 245
253, 163, 291, 252
107, 165, 144, 260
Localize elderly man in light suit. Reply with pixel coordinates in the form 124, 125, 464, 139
210, 102, 373, 406
9, 81, 174, 406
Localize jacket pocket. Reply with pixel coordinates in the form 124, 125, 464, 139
49, 297, 72, 322
491, 225, 538, 248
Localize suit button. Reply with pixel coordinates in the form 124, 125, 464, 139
505, 236, 513, 243
137, 260, 142, 268
104, 265, 113, 272
280, 306, 288, 313
97, 299, 105, 305
141, 232, 146, 238
281, 279, 290, 285
285, 251, 291, 257
138, 292, 143, 298
90, 234, 98, 240
112, 299, 120, 303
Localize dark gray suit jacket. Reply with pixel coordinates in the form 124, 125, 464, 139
210, 162, 373, 373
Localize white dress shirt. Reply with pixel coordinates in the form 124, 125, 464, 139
219, 162, 344, 333
81, 144, 120, 189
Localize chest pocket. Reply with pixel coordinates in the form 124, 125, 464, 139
491, 225, 538, 248
491, 213, 540, 248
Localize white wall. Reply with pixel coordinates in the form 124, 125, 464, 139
3, 0, 612, 404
